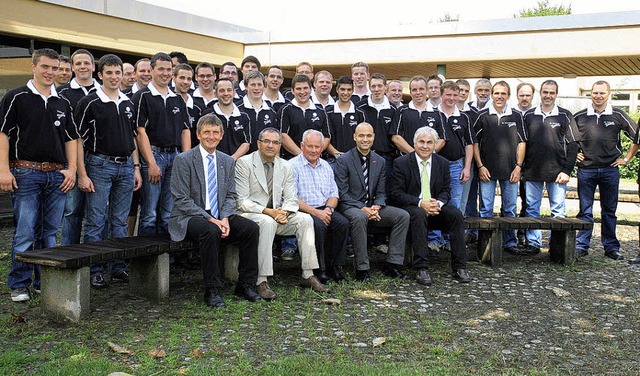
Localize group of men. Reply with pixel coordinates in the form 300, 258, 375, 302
2, 48, 639, 307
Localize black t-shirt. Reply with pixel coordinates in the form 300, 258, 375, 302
202, 103, 250, 156
0, 82, 80, 163
392, 103, 448, 150
474, 106, 526, 181
522, 106, 578, 181
356, 98, 397, 155
438, 110, 474, 162
325, 102, 365, 153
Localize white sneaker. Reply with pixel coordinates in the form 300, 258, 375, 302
11, 288, 30, 302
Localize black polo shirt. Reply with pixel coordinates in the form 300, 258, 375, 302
0, 81, 79, 163
573, 104, 639, 169
76, 87, 137, 157
474, 105, 526, 181
326, 102, 365, 153
437, 105, 474, 162
278, 99, 330, 158
263, 92, 289, 114
351, 91, 370, 104
58, 79, 101, 110
202, 103, 250, 156
356, 97, 398, 155
522, 105, 578, 181
238, 96, 277, 152
131, 82, 190, 148
392, 101, 449, 150
179, 94, 203, 148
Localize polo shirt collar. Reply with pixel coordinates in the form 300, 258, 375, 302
182, 94, 194, 109
534, 105, 559, 117
332, 101, 355, 115
238, 81, 246, 91
96, 86, 129, 104
587, 102, 613, 116
70, 78, 100, 93
409, 100, 433, 112
311, 92, 335, 106
368, 95, 391, 110
27, 80, 58, 99
214, 102, 241, 117
131, 82, 143, 94
193, 88, 216, 106
437, 103, 460, 117
148, 82, 177, 98
291, 98, 317, 110
263, 91, 285, 104
489, 103, 513, 116
458, 102, 471, 112
242, 95, 271, 111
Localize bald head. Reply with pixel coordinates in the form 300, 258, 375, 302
354, 122, 375, 155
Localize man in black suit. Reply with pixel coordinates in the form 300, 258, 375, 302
169, 113, 261, 308
389, 126, 471, 285
334, 122, 410, 282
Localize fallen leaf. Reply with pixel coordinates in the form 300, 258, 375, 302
372, 337, 386, 347
192, 348, 204, 358
11, 314, 26, 323
177, 367, 190, 375
552, 287, 571, 297
322, 298, 341, 306
107, 342, 132, 355
148, 348, 166, 358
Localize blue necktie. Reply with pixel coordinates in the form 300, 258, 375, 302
207, 154, 219, 218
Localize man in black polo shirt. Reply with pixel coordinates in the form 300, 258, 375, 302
279, 74, 330, 159
133, 52, 191, 236
311, 70, 335, 110
59, 49, 101, 247
574, 80, 639, 260
75, 54, 142, 288
326, 76, 365, 161
235, 55, 261, 99
521, 80, 578, 255
0, 48, 79, 302
55, 55, 72, 88
203, 78, 250, 160
192, 62, 217, 115
351, 62, 371, 104
128, 58, 152, 96
173, 63, 200, 147
473, 81, 526, 255
238, 71, 277, 153
263, 65, 288, 113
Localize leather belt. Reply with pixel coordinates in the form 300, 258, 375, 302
10, 160, 65, 172
151, 145, 177, 153
87, 152, 129, 164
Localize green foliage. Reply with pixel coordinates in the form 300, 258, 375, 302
515, 0, 572, 18
620, 112, 640, 180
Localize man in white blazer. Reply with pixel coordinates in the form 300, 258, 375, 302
235, 127, 330, 299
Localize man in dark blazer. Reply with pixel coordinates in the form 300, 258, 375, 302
389, 126, 470, 285
169, 113, 260, 308
335, 122, 410, 282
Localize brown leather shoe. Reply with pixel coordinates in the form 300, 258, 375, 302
301, 275, 331, 293
256, 281, 276, 300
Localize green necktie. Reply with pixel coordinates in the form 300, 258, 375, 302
421, 160, 431, 201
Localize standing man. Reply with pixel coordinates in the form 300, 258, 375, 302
235, 127, 330, 299
236, 55, 261, 98
284, 62, 315, 101
133, 52, 191, 236
334, 122, 410, 282
129, 58, 152, 95
574, 80, 639, 260
514, 82, 536, 246
219, 62, 239, 85
54, 55, 72, 87
0, 48, 79, 302
351, 62, 371, 103
75, 54, 142, 288
311, 70, 335, 110
426, 74, 443, 109
119, 62, 136, 93
170, 113, 261, 307
473, 81, 526, 255
205, 78, 250, 160
470, 78, 492, 110
521, 80, 578, 255
291, 130, 350, 283
386, 79, 404, 108
389, 126, 470, 285
238, 71, 277, 152
263, 65, 288, 113
173, 64, 200, 147
192, 62, 218, 114
326, 76, 364, 160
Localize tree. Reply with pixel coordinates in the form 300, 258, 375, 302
515, 0, 572, 18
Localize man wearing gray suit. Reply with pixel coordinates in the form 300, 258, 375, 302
169, 114, 260, 308
334, 122, 410, 282
235, 127, 330, 299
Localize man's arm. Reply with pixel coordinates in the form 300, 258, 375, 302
392, 135, 414, 154
0, 133, 16, 192
281, 133, 301, 156
60, 139, 77, 193
230, 142, 250, 160
76, 140, 94, 193
334, 154, 365, 210
136, 127, 161, 184
235, 155, 266, 214
181, 128, 191, 152
510, 142, 526, 183
280, 162, 299, 212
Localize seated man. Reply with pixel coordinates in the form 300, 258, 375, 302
334, 122, 410, 282
235, 127, 330, 299
389, 126, 471, 285
169, 114, 261, 308
291, 130, 350, 283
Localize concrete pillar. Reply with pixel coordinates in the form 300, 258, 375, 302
41, 266, 90, 322
129, 253, 170, 301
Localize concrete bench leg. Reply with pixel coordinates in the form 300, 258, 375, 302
129, 253, 170, 301
41, 266, 90, 322
478, 230, 503, 266
222, 245, 239, 282
549, 230, 576, 265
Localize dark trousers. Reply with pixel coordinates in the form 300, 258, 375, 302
311, 209, 350, 270
186, 215, 259, 289
404, 205, 467, 271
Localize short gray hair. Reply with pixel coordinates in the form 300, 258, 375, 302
301, 129, 324, 145
413, 126, 439, 145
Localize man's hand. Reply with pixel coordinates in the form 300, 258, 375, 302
576, 152, 584, 163
478, 166, 491, 182
315, 207, 332, 225
555, 172, 570, 184
264, 208, 289, 224
460, 167, 471, 184
509, 166, 522, 184
59, 169, 76, 193
147, 163, 162, 184
361, 205, 381, 221
77, 175, 95, 193
0, 169, 17, 192
133, 169, 142, 191
611, 157, 628, 167
209, 217, 230, 238
420, 199, 441, 216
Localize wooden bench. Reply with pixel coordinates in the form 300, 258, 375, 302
15, 235, 197, 321
464, 217, 593, 266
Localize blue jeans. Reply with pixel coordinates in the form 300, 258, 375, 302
8, 168, 66, 290
463, 164, 481, 236
61, 185, 85, 245
139, 150, 176, 236
84, 154, 134, 274
480, 179, 518, 248
524, 180, 567, 248
576, 166, 620, 253
428, 158, 465, 246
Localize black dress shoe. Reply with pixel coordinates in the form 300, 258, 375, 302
234, 284, 261, 302
329, 266, 346, 283
382, 263, 408, 279
415, 269, 432, 286
204, 289, 227, 308
314, 270, 332, 285
90, 274, 108, 289
605, 251, 624, 260
355, 270, 372, 282
111, 269, 130, 283
452, 268, 471, 283
628, 254, 640, 264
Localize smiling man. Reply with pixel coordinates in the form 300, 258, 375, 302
204, 78, 250, 160
311, 70, 335, 110
238, 71, 277, 153
55, 55, 72, 87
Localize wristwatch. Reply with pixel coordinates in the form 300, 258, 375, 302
623, 157, 629, 163
326, 205, 335, 213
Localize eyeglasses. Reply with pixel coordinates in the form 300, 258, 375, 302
259, 139, 281, 146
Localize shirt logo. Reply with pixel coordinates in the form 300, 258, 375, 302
427, 116, 436, 123
125, 106, 133, 119
384, 116, 392, 124
604, 120, 615, 127
233, 120, 244, 131
54, 120, 61, 127
503, 121, 517, 128
56, 110, 66, 120
548, 122, 561, 128
310, 112, 320, 122
172, 107, 180, 114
